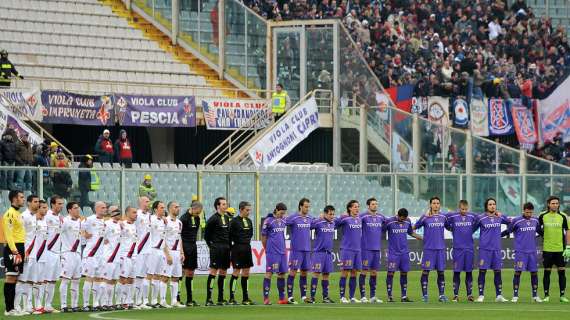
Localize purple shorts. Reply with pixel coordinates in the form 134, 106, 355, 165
452, 248, 474, 272
421, 249, 446, 271
266, 253, 288, 274
387, 252, 410, 272
362, 250, 381, 271
288, 250, 311, 271
478, 249, 502, 270
514, 251, 538, 272
340, 249, 362, 270
311, 251, 334, 273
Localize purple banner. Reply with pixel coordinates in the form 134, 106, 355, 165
114, 94, 196, 127
40, 90, 115, 126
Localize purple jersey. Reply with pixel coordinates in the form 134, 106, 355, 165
311, 219, 335, 252
285, 213, 313, 252
475, 214, 510, 251
360, 211, 385, 251
508, 216, 539, 253
414, 214, 446, 250
445, 212, 477, 249
335, 215, 362, 251
262, 217, 286, 255
382, 216, 413, 255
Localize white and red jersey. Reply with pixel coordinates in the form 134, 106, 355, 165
45, 210, 64, 253
82, 215, 106, 259
165, 216, 182, 252
119, 221, 137, 259
103, 220, 122, 263
60, 216, 82, 253
149, 215, 167, 250
26, 216, 49, 262
135, 209, 152, 255
22, 209, 36, 245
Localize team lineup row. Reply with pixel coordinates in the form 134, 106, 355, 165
1, 191, 569, 317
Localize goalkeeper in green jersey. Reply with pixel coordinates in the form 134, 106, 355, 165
538, 196, 570, 302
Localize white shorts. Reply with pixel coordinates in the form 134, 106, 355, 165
164, 251, 182, 278
44, 251, 61, 281
146, 249, 166, 276
119, 256, 135, 279
26, 258, 45, 283
134, 253, 149, 278
101, 260, 121, 280
60, 252, 82, 279
82, 256, 102, 278
19, 260, 31, 282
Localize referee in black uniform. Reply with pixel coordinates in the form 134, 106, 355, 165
180, 200, 202, 306
204, 197, 231, 306
229, 201, 255, 305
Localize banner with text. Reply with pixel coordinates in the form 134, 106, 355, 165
40, 90, 115, 126
201, 97, 269, 130
114, 94, 196, 127
0, 102, 43, 145
248, 96, 319, 167
0, 88, 42, 121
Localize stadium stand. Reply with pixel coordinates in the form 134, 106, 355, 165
0, 0, 239, 95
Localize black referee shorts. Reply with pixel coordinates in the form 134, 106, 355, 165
231, 243, 253, 269
3, 243, 25, 276
209, 244, 230, 269
543, 251, 566, 268
182, 242, 198, 270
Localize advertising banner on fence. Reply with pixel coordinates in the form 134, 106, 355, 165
0, 103, 43, 145
40, 90, 115, 126
248, 96, 319, 167
0, 88, 42, 121
114, 94, 196, 127
511, 103, 538, 150
488, 98, 514, 136
192, 239, 536, 274
470, 96, 489, 136
201, 97, 269, 130
538, 78, 570, 143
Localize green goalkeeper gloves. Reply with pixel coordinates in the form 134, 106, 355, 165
563, 247, 570, 261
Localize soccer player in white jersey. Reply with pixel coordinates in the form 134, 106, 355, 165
43, 195, 65, 313
100, 205, 123, 311
118, 206, 138, 310
29, 200, 49, 314
133, 196, 152, 309
165, 202, 185, 308
59, 202, 83, 312
81, 201, 107, 311
147, 201, 172, 308
15, 194, 39, 314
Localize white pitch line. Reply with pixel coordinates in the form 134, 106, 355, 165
277, 305, 570, 313
89, 310, 138, 320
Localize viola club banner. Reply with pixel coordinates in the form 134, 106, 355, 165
451, 97, 469, 128
114, 94, 196, 127
488, 98, 514, 136
40, 90, 115, 126
248, 96, 319, 167
511, 102, 538, 150
0, 103, 43, 145
201, 97, 269, 130
0, 88, 42, 121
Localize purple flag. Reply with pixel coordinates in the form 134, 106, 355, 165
114, 94, 196, 127
40, 90, 114, 126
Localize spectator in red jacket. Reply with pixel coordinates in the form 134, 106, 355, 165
94, 129, 114, 164
114, 129, 133, 168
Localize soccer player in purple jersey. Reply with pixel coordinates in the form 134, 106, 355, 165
336, 200, 363, 303
502, 202, 543, 303
473, 197, 510, 303
308, 205, 336, 304
261, 203, 288, 305
285, 198, 313, 304
358, 198, 385, 303
414, 196, 449, 302
444, 200, 477, 302
383, 208, 422, 302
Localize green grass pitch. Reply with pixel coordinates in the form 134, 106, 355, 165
1, 269, 569, 319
